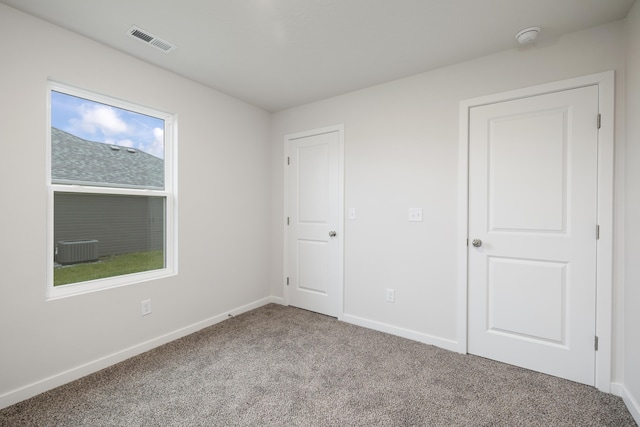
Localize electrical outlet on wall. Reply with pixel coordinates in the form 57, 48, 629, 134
385, 288, 395, 303
141, 299, 152, 316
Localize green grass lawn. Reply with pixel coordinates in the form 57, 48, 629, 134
54, 250, 164, 286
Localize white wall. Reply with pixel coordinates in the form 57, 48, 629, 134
0, 4, 272, 407
624, 1, 640, 421
271, 20, 627, 369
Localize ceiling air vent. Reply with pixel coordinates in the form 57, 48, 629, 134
127, 26, 176, 53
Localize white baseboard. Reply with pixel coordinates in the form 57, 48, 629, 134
0, 296, 279, 410
611, 382, 640, 425
269, 296, 285, 305
341, 313, 459, 353
611, 382, 625, 397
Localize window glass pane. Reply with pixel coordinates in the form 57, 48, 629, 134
53, 192, 165, 286
51, 90, 165, 189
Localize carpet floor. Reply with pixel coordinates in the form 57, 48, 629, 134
0, 304, 636, 426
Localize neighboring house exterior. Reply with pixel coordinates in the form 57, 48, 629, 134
52, 127, 164, 259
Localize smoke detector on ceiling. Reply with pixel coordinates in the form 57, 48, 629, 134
127, 25, 176, 53
515, 26, 541, 44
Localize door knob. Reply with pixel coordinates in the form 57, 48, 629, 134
329, 231, 337, 237
472, 239, 482, 247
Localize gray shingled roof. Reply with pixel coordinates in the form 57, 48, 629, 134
51, 127, 164, 189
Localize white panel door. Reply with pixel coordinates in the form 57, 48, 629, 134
288, 128, 342, 317
468, 85, 599, 385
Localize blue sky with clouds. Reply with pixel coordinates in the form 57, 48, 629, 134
51, 90, 165, 159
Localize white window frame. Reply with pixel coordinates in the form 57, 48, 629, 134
46, 81, 177, 300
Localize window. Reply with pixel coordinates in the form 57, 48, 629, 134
47, 82, 176, 299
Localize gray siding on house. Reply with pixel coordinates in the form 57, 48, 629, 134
54, 193, 164, 257
51, 127, 166, 259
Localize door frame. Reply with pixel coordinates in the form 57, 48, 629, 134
283, 124, 345, 319
457, 71, 615, 392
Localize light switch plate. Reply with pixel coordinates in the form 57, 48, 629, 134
348, 208, 356, 220
408, 208, 423, 222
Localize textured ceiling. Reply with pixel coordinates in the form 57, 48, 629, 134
1, 0, 635, 111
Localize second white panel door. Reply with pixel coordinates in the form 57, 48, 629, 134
287, 127, 342, 317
